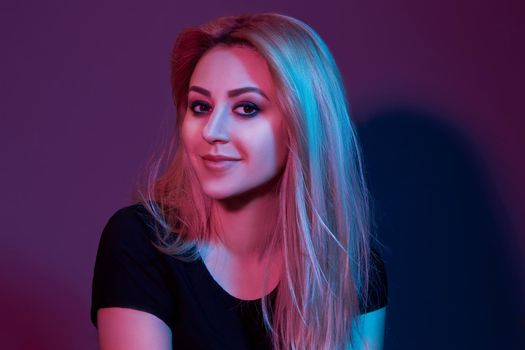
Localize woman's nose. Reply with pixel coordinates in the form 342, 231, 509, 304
201, 106, 230, 143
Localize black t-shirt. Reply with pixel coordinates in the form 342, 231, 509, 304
91, 204, 387, 349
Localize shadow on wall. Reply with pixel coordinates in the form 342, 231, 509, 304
357, 107, 525, 350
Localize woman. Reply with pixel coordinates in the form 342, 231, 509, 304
91, 13, 387, 350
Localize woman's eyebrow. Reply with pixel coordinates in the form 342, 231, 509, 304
228, 87, 269, 100
188, 85, 269, 101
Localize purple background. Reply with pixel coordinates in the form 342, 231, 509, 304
1, 1, 524, 348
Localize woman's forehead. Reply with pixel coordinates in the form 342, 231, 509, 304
189, 45, 275, 97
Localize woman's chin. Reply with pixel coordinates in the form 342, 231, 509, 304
201, 185, 241, 201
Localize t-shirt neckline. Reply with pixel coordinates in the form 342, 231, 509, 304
197, 255, 279, 303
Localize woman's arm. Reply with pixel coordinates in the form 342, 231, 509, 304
349, 307, 387, 350
97, 307, 172, 350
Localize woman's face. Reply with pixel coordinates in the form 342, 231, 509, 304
182, 45, 288, 201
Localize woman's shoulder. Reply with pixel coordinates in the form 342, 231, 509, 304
91, 203, 177, 329
98, 203, 161, 254
106, 203, 154, 226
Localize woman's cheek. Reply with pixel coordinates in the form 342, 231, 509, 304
181, 118, 198, 150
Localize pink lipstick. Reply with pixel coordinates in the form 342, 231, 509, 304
201, 154, 241, 171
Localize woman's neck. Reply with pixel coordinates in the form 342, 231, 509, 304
200, 188, 282, 300
208, 187, 280, 261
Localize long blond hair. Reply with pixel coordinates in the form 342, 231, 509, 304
138, 13, 371, 349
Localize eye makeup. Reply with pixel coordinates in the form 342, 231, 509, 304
189, 100, 212, 115
233, 102, 260, 117
188, 100, 261, 118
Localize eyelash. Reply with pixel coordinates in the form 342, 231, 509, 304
189, 101, 260, 117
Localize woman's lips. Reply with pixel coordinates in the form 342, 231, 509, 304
201, 154, 241, 171
202, 154, 240, 161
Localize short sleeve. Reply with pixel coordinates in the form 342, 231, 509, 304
359, 247, 388, 314
90, 205, 175, 328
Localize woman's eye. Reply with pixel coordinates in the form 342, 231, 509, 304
234, 102, 260, 117
189, 101, 211, 115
